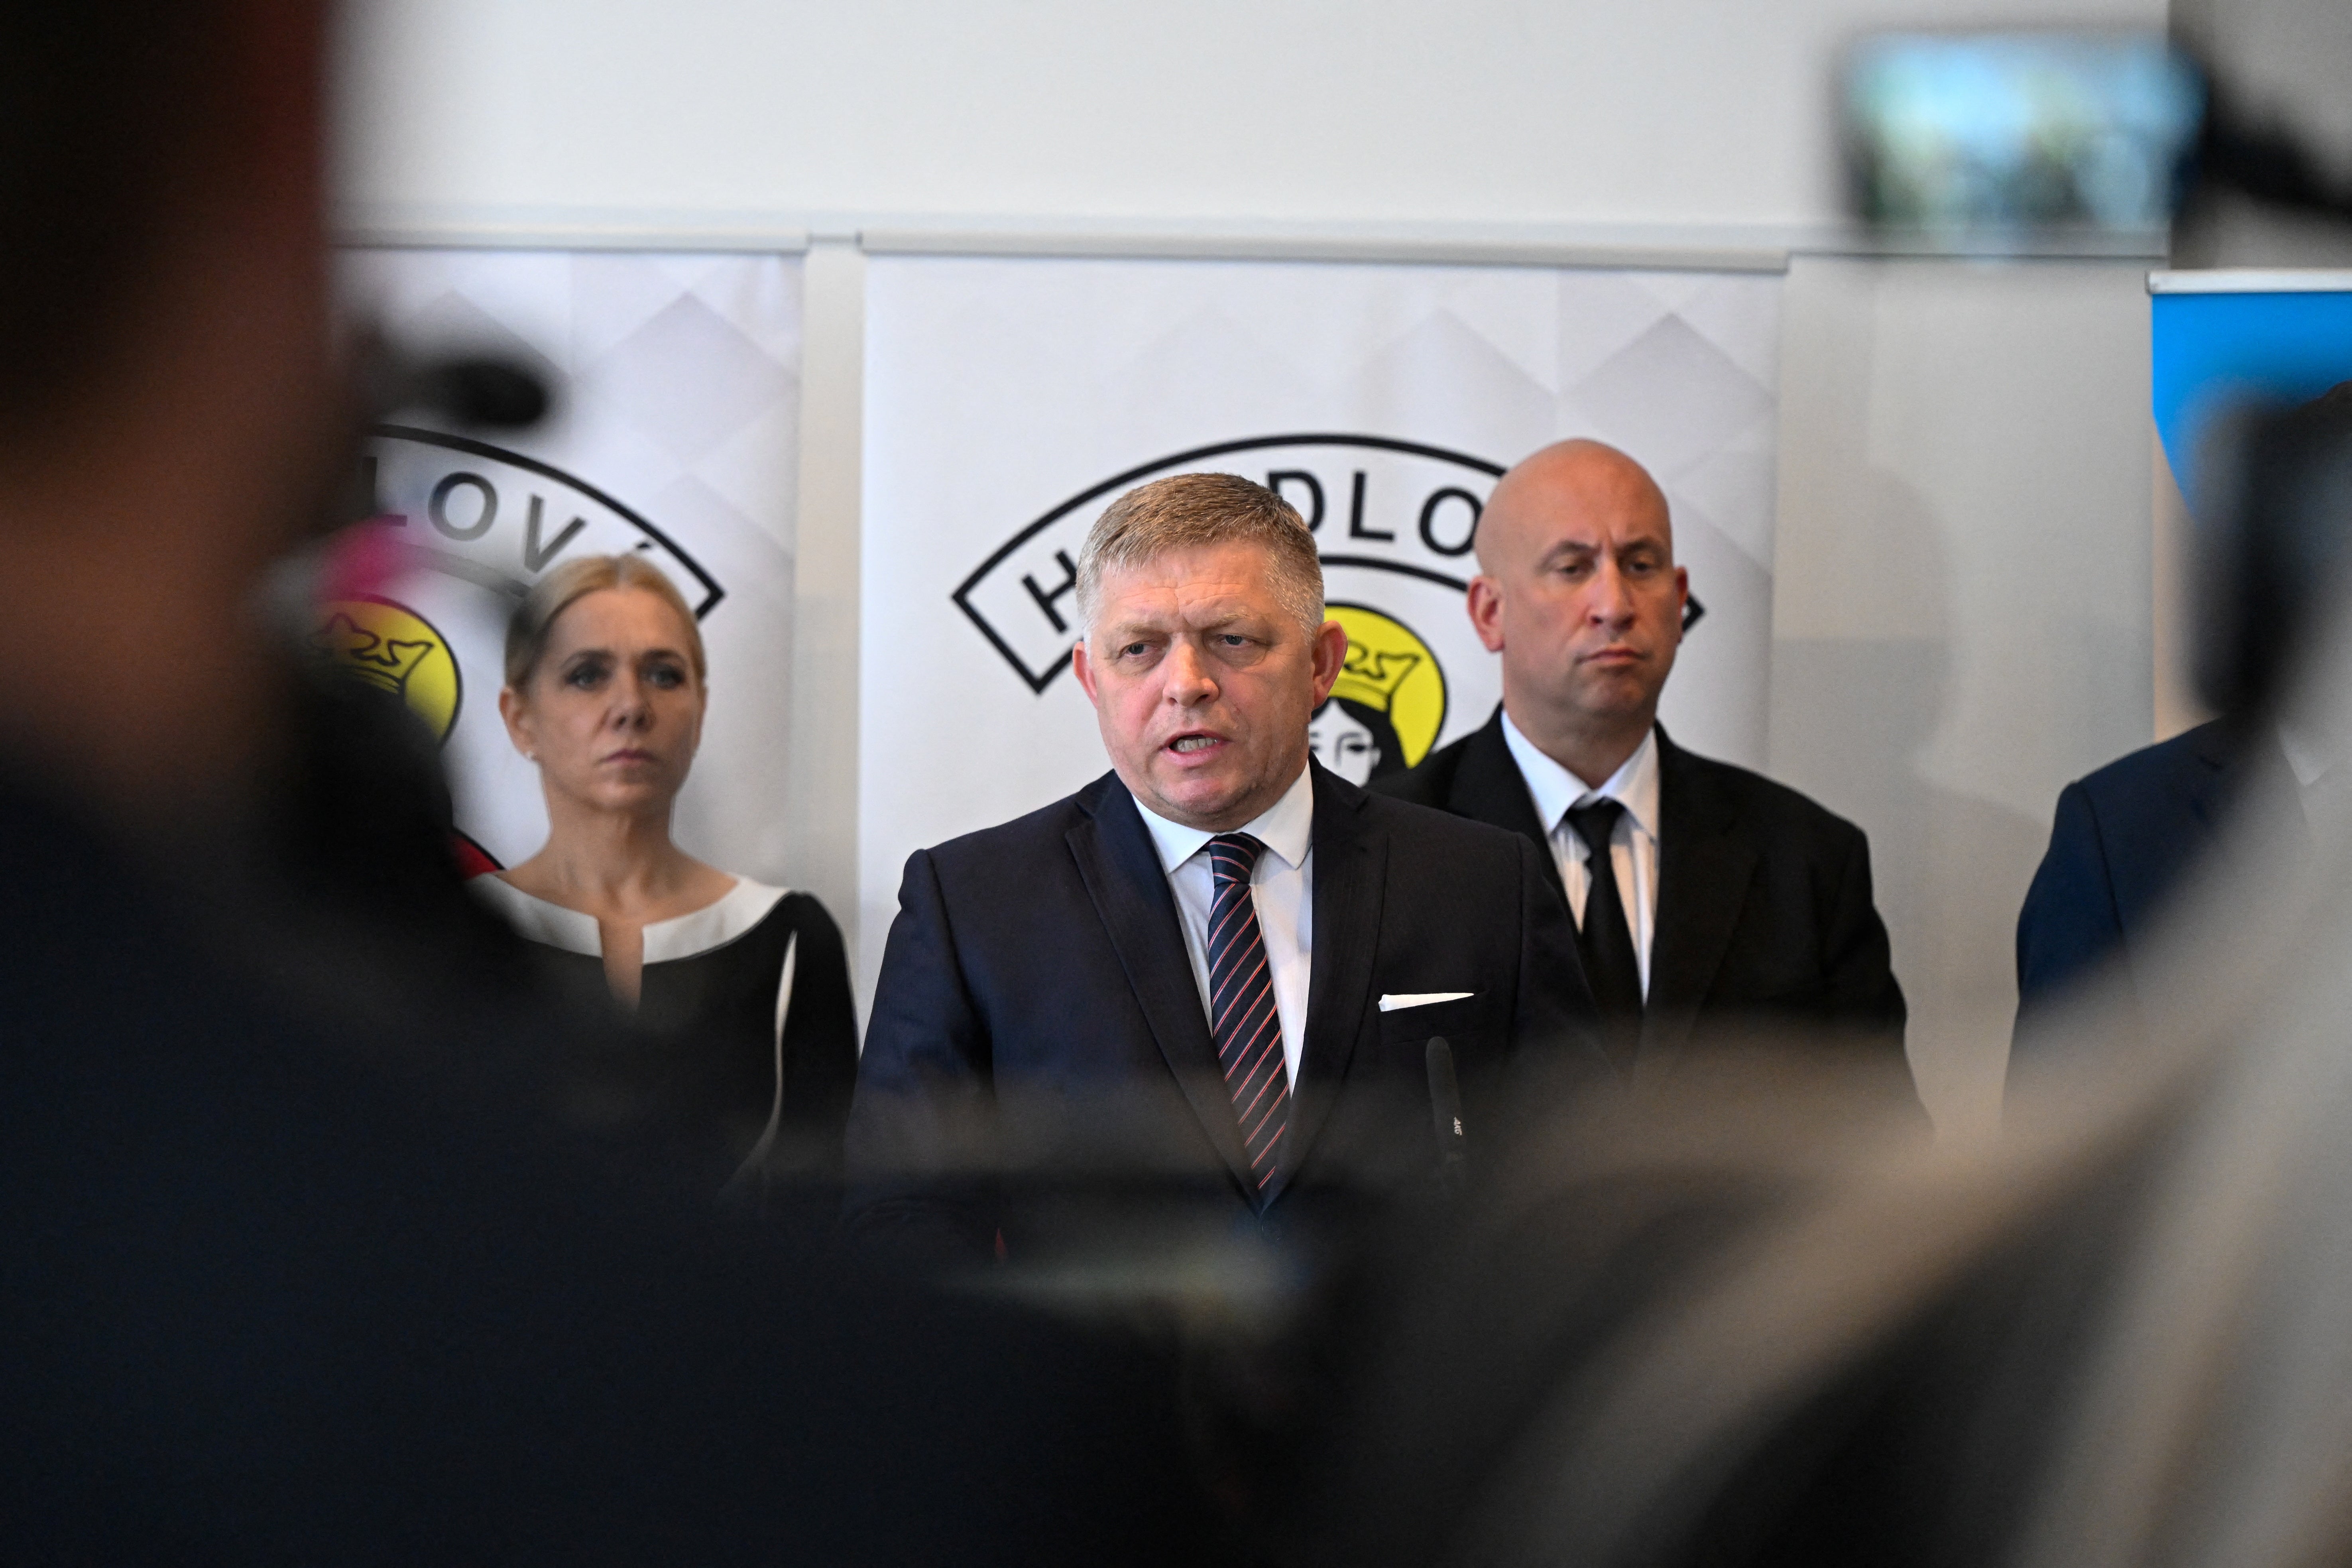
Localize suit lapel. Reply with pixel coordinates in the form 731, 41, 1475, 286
1064, 776, 1254, 1196
1640, 728, 1758, 1066
2190, 718, 2276, 834
1261, 763, 1384, 1207
1448, 707, 1565, 903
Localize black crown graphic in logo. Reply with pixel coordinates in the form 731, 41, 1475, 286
311, 612, 435, 700
1331, 642, 1422, 712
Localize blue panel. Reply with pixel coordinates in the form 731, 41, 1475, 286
2152, 290, 2352, 505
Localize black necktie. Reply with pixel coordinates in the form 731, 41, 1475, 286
1565, 799, 1642, 1069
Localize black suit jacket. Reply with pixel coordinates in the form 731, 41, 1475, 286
1373, 710, 1907, 1069
2013, 718, 2275, 1037
845, 762, 1602, 1257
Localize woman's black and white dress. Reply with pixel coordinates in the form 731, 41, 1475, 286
473, 875, 859, 1191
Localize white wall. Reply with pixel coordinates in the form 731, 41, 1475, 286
1772, 257, 2155, 1137
338, 0, 2158, 232
337, 0, 2170, 1132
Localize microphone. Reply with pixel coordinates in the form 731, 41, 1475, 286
406, 356, 550, 429
350, 324, 554, 431
1426, 1036, 1466, 1197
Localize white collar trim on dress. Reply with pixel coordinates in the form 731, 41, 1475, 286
470, 874, 789, 962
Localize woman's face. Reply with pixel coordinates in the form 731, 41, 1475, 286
1309, 701, 1381, 786
500, 587, 706, 817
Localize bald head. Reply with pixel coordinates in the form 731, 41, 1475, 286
1465, 439, 1687, 785
1475, 440, 1672, 578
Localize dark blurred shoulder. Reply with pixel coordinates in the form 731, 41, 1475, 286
1660, 733, 1874, 854
1357, 785, 1532, 866
2069, 716, 2244, 814
1367, 727, 1476, 809
916, 769, 1121, 879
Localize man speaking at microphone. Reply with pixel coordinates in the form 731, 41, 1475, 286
847, 474, 1601, 1262
1378, 440, 1908, 1081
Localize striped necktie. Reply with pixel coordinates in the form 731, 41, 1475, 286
1206, 832, 1289, 1192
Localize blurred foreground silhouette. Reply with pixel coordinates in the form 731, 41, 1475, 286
0, 5, 1210, 1561
1274, 395, 2352, 1563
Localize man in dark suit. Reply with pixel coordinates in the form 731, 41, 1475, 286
1374, 441, 1907, 1079
2013, 718, 2282, 1037
848, 474, 1602, 1262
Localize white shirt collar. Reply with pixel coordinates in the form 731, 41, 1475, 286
1499, 710, 1660, 839
1133, 762, 1316, 875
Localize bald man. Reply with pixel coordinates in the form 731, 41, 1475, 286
1374, 440, 1908, 1078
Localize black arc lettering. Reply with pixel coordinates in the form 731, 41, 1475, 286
373, 424, 725, 617
1022, 549, 1082, 634
351, 452, 405, 527
1346, 470, 1394, 542
1417, 487, 1482, 557
428, 471, 497, 541
523, 494, 588, 571
954, 433, 1506, 694
1268, 470, 1326, 531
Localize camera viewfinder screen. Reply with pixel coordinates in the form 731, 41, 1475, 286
1842, 31, 2204, 233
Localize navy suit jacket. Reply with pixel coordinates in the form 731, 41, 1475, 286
844, 762, 1602, 1257
2014, 718, 2273, 1039
1373, 710, 1907, 1069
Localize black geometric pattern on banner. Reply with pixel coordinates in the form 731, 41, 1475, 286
368, 424, 725, 618
952, 430, 1704, 693
955, 433, 1502, 694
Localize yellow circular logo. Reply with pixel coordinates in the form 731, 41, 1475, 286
310, 596, 462, 744
1312, 602, 1447, 784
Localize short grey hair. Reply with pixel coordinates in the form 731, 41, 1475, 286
1074, 472, 1325, 638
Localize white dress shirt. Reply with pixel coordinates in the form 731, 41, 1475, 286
1134, 764, 1315, 1090
1500, 712, 1661, 997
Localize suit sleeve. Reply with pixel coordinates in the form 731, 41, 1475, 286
1510, 833, 1610, 1074
2012, 780, 2124, 1039
841, 849, 999, 1266
1819, 824, 1908, 1053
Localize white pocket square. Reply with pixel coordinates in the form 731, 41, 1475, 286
1378, 991, 1475, 1012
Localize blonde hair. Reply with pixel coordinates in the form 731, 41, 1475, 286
503, 554, 706, 690
1074, 472, 1324, 638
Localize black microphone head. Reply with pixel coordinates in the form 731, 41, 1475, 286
417, 357, 551, 430
1426, 1036, 1465, 1149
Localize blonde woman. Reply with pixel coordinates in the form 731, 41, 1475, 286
474, 554, 856, 1190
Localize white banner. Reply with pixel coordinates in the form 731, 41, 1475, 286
334, 250, 802, 880
861, 254, 1782, 1001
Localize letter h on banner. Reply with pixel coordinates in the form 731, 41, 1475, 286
1022, 549, 1081, 634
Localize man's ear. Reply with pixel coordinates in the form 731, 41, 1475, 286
1310, 619, 1348, 704
1070, 636, 1098, 703
1467, 576, 1506, 654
